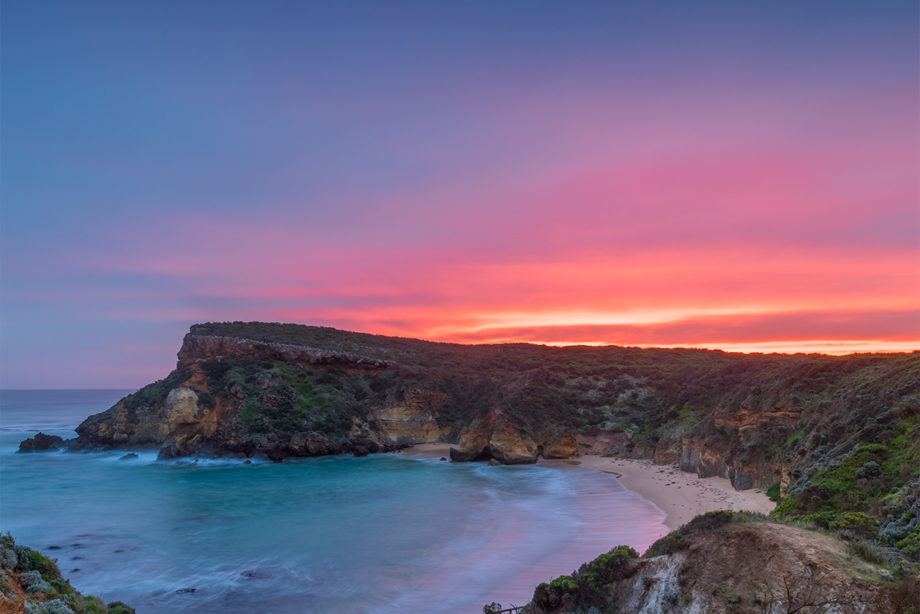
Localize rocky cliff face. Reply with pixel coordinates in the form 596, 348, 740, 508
449, 408, 540, 464
67, 326, 586, 463
677, 406, 800, 490
176, 333, 392, 371
73, 355, 449, 461
526, 516, 901, 614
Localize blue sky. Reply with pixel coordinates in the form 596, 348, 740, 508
2, 0, 918, 388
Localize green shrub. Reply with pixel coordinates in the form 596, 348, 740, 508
896, 524, 920, 558
766, 482, 781, 502
828, 511, 880, 540
645, 511, 734, 557
549, 575, 578, 592
30, 550, 60, 578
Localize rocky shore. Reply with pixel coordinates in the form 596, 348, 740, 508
0, 534, 134, 614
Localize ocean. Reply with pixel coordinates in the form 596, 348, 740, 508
0, 390, 668, 613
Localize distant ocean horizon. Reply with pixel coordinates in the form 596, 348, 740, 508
0, 389, 667, 613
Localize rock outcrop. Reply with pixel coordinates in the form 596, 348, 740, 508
679, 406, 800, 490
541, 434, 578, 459
176, 332, 392, 371
17, 433, 64, 452
450, 409, 539, 464
369, 390, 448, 446
527, 515, 902, 614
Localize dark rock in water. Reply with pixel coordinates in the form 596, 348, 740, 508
120, 453, 139, 460
449, 446, 490, 462
243, 459, 252, 464
176, 587, 196, 594
18, 432, 64, 452
157, 442, 180, 460
440, 456, 447, 461
46, 545, 62, 550
488, 458, 502, 466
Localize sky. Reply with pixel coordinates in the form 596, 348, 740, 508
1, 0, 918, 389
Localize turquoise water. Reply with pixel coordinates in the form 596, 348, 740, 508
0, 390, 667, 613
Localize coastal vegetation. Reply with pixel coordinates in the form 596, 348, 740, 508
0, 534, 134, 614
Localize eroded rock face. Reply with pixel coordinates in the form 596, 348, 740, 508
177, 333, 391, 371
529, 522, 894, 614
489, 418, 539, 464
370, 390, 447, 446
541, 435, 578, 459
449, 409, 539, 464
577, 430, 631, 456
677, 406, 799, 489
289, 432, 336, 456
74, 380, 219, 457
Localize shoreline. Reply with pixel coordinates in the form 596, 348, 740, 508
401, 444, 775, 531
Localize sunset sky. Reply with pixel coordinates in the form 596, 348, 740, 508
2, 1, 918, 388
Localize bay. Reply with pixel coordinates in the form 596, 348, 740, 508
0, 390, 667, 613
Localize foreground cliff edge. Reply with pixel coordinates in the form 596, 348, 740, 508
509, 511, 920, 614
0, 534, 134, 614
19, 322, 920, 603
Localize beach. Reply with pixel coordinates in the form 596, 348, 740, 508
404, 444, 775, 531
575, 455, 776, 530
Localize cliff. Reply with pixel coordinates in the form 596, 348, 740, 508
0, 534, 134, 614
520, 511, 918, 614
49, 321, 920, 561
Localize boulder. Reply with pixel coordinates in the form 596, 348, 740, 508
450, 409, 538, 464
18, 432, 64, 452
489, 418, 538, 464
157, 442, 180, 460
542, 434, 578, 459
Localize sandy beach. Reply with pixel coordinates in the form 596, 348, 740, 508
402, 444, 775, 531
575, 455, 775, 530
